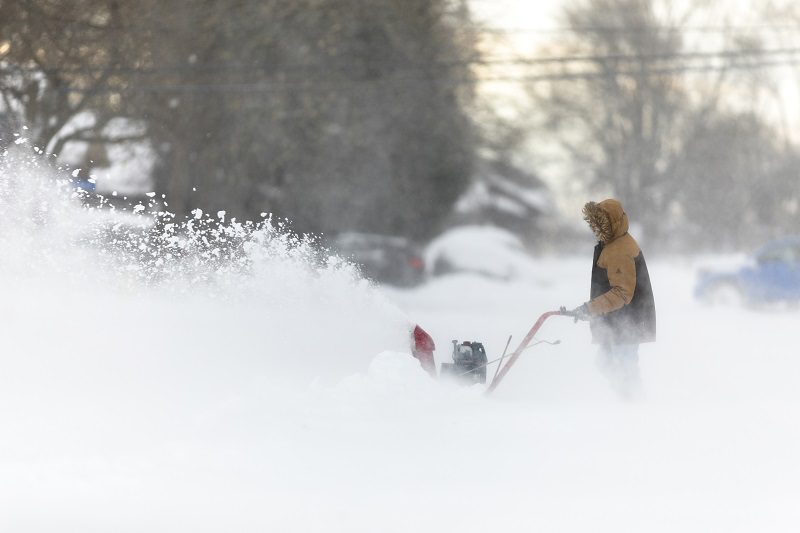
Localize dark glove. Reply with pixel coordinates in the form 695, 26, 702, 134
568, 303, 590, 322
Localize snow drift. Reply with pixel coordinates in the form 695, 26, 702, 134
2, 147, 800, 532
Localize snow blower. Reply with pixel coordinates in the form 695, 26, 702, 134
412, 308, 577, 393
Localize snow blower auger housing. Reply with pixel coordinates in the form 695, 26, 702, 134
440, 340, 488, 384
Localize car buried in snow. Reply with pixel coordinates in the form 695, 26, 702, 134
424, 225, 537, 281
695, 236, 800, 306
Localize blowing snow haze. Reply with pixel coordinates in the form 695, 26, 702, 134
2, 0, 800, 531
2, 146, 800, 532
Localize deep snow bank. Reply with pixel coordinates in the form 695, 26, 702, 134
3, 148, 800, 532
0, 147, 411, 380
0, 148, 413, 531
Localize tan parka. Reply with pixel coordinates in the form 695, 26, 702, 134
583, 199, 656, 344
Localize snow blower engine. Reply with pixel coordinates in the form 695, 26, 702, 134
440, 340, 488, 384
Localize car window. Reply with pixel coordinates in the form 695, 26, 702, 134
758, 247, 791, 265
781, 245, 800, 265
758, 244, 800, 265
791, 246, 800, 265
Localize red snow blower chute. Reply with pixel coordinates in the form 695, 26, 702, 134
412, 309, 576, 394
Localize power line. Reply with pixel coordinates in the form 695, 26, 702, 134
35, 56, 800, 95
485, 57, 800, 83
482, 47, 800, 66
476, 24, 800, 35
3, 46, 800, 77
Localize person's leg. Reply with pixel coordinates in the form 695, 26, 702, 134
616, 344, 642, 400
597, 344, 642, 400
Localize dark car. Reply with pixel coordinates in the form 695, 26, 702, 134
331, 232, 426, 287
695, 237, 800, 305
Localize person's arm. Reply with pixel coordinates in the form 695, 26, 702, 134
586, 251, 636, 315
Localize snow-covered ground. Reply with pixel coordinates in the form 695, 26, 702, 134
2, 152, 800, 532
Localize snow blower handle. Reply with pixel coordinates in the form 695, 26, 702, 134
487, 310, 567, 394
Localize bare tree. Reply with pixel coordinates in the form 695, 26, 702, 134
124, 0, 479, 237
0, 0, 146, 153
526, 0, 799, 248
527, 0, 695, 241
1, 0, 480, 240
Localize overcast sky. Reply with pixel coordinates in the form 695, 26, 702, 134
470, 0, 561, 30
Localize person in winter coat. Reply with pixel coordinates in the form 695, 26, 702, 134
568, 199, 656, 399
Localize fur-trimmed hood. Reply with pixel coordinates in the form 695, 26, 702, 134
582, 199, 629, 243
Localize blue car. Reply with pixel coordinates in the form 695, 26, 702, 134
695, 237, 800, 305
